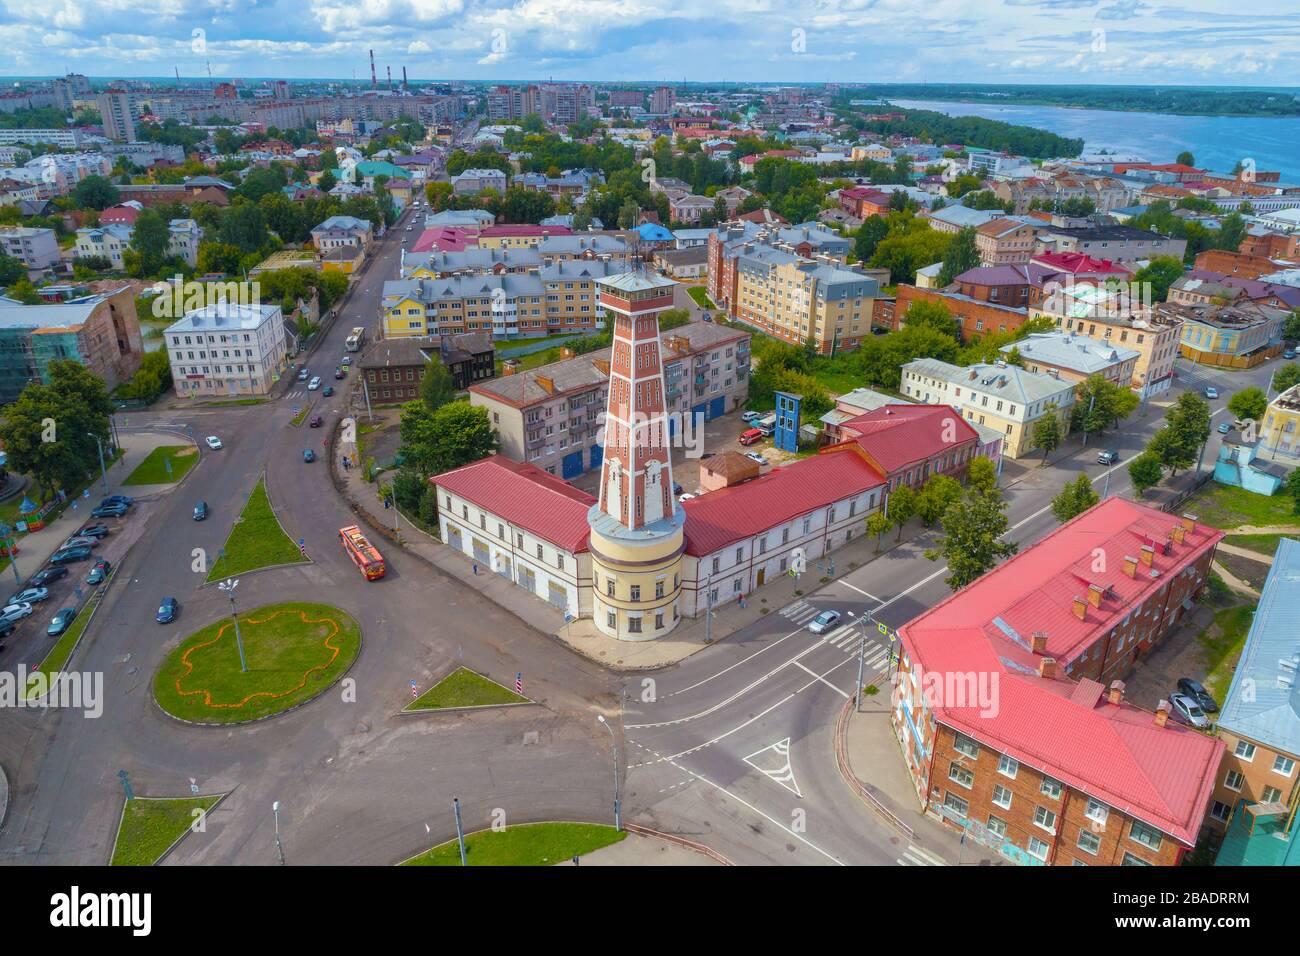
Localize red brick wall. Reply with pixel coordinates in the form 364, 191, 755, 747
1193, 249, 1279, 280
895, 285, 1031, 340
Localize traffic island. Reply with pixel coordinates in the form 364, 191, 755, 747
205, 476, 308, 582
403, 666, 531, 713
400, 822, 625, 866
110, 794, 225, 865
121, 445, 198, 486
153, 602, 361, 724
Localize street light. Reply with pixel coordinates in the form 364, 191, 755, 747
272, 800, 284, 864
217, 578, 249, 673
848, 608, 874, 712
597, 714, 621, 831
85, 432, 109, 496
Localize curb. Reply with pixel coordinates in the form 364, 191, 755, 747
200, 471, 313, 586
833, 697, 916, 841
22, 568, 118, 703
395, 819, 626, 866
398, 700, 539, 717
108, 790, 232, 866
622, 822, 734, 865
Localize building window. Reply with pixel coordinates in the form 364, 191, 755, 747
1262, 785, 1284, 804
606, 580, 615, 597
537, 544, 544, 559
1034, 806, 1057, 833
943, 792, 969, 819
607, 611, 616, 629
998, 755, 1019, 779
987, 815, 1008, 838
953, 733, 979, 759
1077, 830, 1101, 856
1224, 770, 1244, 792
1027, 837, 1049, 862
628, 616, 642, 634
991, 784, 1012, 810
1273, 755, 1296, 777
1040, 777, 1062, 800
1085, 799, 1109, 826
948, 762, 974, 789
1121, 852, 1151, 866
630, 585, 641, 601
1209, 801, 1232, 823
1234, 741, 1256, 761
1128, 820, 1163, 851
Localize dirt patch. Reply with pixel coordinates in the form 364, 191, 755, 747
1216, 549, 1270, 593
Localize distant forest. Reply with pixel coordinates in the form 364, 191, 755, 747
845, 84, 1300, 117
835, 103, 1084, 159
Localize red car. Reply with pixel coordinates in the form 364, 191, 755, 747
309, 415, 323, 428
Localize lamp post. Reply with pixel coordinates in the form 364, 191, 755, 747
217, 578, 248, 673
272, 800, 284, 864
86, 432, 109, 496
848, 609, 874, 712
597, 714, 621, 831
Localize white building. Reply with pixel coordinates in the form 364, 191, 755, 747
75, 218, 203, 268
164, 301, 289, 398
0, 226, 60, 270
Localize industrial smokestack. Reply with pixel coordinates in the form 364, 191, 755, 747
387, 66, 392, 92
369, 49, 377, 90
402, 66, 408, 94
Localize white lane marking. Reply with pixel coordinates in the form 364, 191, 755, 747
742, 737, 803, 797
898, 844, 946, 866
661, 620, 814, 700
793, 661, 850, 698
839, 579, 882, 602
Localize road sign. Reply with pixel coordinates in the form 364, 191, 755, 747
298, 537, 307, 558
190, 778, 199, 795
515, 672, 523, 695
877, 621, 889, 636
410, 679, 418, 698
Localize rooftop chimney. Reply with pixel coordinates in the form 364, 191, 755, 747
1031, 631, 1048, 654
1072, 595, 1087, 620
1108, 680, 1125, 705
1180, 513, 1198, 534
1087, 583, 1105, 607
1154, 700, 1171, 727
1123, 554, 1138, 578
1171, 524, 1186, 546
1139, 544, 1155, 567
1039, 657, 1057, 679
502, 359, 520, 376
536, 374, 555, 394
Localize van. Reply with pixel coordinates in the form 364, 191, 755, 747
739, 428, 764, 446
756, 413, 777, 437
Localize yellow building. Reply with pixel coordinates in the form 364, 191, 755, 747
1258, 383, 1300, 466
733, 248, 878, 354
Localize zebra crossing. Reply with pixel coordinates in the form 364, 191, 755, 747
778, 601, 891, 666
284, 388, 310, 400
896, 844, 947, 867
779, 599, 821, 626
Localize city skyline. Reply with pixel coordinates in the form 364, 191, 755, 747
0, 0, 1294, 85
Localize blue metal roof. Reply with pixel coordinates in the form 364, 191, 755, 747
635, 223, 675, 242
1217, 536, 1300, 756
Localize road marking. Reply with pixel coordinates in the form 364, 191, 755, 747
660, 620, 814, 699
897, 844, 947, 866
742, 737, 804, 797
839, 580, 881, 602
793, 661, 849, 698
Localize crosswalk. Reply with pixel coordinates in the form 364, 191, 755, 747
778, 600, 892, 666
780, 599, 821, 626
284, 389, 310, 400
896, 844, 947, 866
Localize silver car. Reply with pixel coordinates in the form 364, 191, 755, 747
1169, 693, 1209, 729
808, 610, 842, 634
0, 601, 34, 624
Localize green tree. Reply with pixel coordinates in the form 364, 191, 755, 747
218, 203, 269, 253
1050, 473, 1099, 524
1282, 313, 1300, 345
936, 227, 979, 286
398, 399, 497, 475
865, 511, 892, 552
1216, 212, 1246, 253
419, 358, 457, 411
1228, 387, 1268, 424
0, 252, 25, 286
886, 484, 917, 541
617, 198, 639, 229
1274, 362, 1300, 393
1032, 407, 1062, 464
1176, 151, 1196, 167
1128, 451, 1164, 498
853, 216, 889, 262
72, 175, 119, 210
915, 474, 963, 527
1153, 392, 1211, 476
901, 298, 960, 339
924, 488, 1019, 591
130, 207, 171, 275
114, 349, 172, 401
6, 277, 41, 304
966, 455, 997, 494
1286, 469, 1300, 515
1071, 374, 1139, 437
1133, 256, 1185, 303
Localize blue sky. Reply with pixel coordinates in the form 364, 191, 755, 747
0, 0, 1294, 85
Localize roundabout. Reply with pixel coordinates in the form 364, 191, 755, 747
152, 601, 361, 724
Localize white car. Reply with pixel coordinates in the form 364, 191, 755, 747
744, 452, 769, 466
205, 436, 223, 450
308, 376, 322, 391
677, 492, 696, 502
0, 602, 33, 624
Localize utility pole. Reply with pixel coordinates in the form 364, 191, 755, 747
453, 797, 468, 866
86, 433, 109, 495
597, 714, 620, 831
852, 608, 874, 712
272, 801, 284, 864
702, 573, 713, 643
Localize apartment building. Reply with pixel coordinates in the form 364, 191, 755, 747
1207, 538, 1300, 862
1036, 224, 1187, 269
469, 321, 750, 480
451, 168, 509, 195
0, 226, 59, 270
164, 301, 288, 398
1003, 331, 1139, 390
733, 246, 879, 353
73, 224, 134, 269
895, 498, 1225, 866
310, 215, 373, 253
1169, 300, 1287, 369
975, 218, 1045, 266
900, 358, 1074, 459
0, 286, 143, 404
383, 260, 624, 340
356, 332, 494, 403
477, 225, 572, 250
401, 247, 541, 278
650, 86, 676, 115
97, 90, 139, 142
1256, 383, 1300, 466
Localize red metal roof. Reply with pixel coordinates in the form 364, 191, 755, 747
412, 227, 479, 253
833, 404, 979, 476
898, 497, 1225, 846
431, 455, 595, 552
681, 451, 885, 556
1031, 251, 1128, 277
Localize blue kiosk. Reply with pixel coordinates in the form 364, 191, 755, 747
774, 391, 803, 454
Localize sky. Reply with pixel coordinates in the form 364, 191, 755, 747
0, 0, 1296, 86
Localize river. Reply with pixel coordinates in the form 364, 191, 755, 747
890, 99, 1300, 182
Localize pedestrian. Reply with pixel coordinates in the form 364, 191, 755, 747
472, 562, 478, 575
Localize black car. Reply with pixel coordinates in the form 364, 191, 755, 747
1177, 677, 1219, 714
156, 597, 179, 624
90, 504, 128, 518
29, 566, 69, 588
77, 524, 111, 539
193, 501, 209, 521
48, 546, 93, 565
99, 495, 133, 508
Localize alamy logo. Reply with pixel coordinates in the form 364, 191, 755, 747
50, 886, 151, 936
149, 274, 261, 320
0, 667, 102, 717
1041, 279, 1152, 320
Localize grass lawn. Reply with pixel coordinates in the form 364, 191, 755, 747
1224, 532, 1296, 560
206, 478, 307, 582
122, 445, 198, 486
687, 286, 716, 310
21, 574, 112, 700
402, 822, 625, 866
110, 796, 222, 865
406, 666, 530, 711
1183, 484, 1300, 530
1200, 604, 1256, 704
289, 405, 311, 426
153, 601, 361, 724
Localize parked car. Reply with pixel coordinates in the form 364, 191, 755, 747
63, 535, 99, 550
1204, 386, 1219, 400
46, 607, 78, 637
206, 435, 223, 450
77, 524, 110, 539
1218, 422, 1232, 434
673, 483, 684, 496
86, 559, 111, 585
340, 356, 351, 367
0, 602, 33, 624
744, 452, 769, 466
90, 504, 127, 518
741, 410, 763, 424
49, 546, 92, 565
1177, 677, 1219, 714
298, 368, 310, 381
739, 427, 764, 446
29, 566, 68, 588
322, 385, 334, 397
309, 415, 323, 428
156, 597, 179, 624
1169, 693, 1209, 729
334, 368, 345, 379
303, 449, 316, 463
0, 619, 13, 640
8, 586, 48, 606
1285, 349, 1297, 360
808, 610, 842, 635
308, 376, 322, 391
1097, 449, 1119, 465
677, 492, 696, 502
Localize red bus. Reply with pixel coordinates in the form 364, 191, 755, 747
339, 525, 385, 580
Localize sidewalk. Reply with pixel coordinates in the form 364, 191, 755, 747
558, 830, 724, 866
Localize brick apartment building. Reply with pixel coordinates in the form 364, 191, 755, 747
975, 219, 1044, 266
894, 498, 1225, 866
894, 284, 1032, 340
